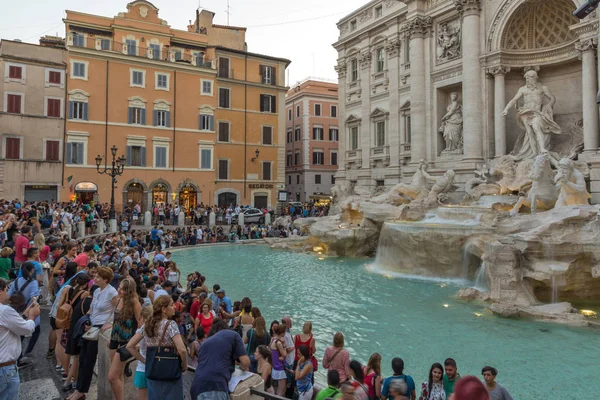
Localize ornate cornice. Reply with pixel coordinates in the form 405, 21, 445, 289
431, 65, 462, 83
405, 15, 432, 38
454, 0, 481, 16
482, 41, 579, 68
487, 65, 511, 76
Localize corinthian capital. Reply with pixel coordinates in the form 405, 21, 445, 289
454, 0, 481, 15
487, 65, 511, 77
575, 38, 597, 54
406, 15, 432, 38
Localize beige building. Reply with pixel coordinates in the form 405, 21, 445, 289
0, 37, 66, 201
285, 78, 339, 202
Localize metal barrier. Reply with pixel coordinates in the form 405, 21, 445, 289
249, 388, 289, 400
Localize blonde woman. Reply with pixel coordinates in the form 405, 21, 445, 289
33, 233, 51, 302
108, 279, 142, 400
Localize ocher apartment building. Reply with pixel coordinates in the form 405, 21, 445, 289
63, 0, 290, 211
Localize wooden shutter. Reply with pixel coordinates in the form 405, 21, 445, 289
76, 143, 84, 164
262, 126, 272, 145
128, 107, 133, 124
66, 143, 72, 164
9, 66, 22, 79
7, 94, 21, 114
259, 95, 265, 112
219, 122, 229, 142
126, 146, 132, 166
312, 152, 317, 165
219, 159, 228, 179
263, 162, 271, 180
47, 99, 60, 117
153, 110, 158, 126
141, 109, 146, 125
49, 71, 61, 84
272, 67, 277, 85
68, 101, 74, 119
270, 95, 276, 113
166, 111, 171, 127
259, 65, 265, 83
218, 58, 229, 77
83, 103, 89, 120
313, 128, 317, 140
46, 141, 59, 161
5, 138, 20, 159
140, 146, 146, 167
332, 152, 338, 165
208, 115, 214, 131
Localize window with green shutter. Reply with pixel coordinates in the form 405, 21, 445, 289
155, 146, 167, 168
200, 149, 212, 170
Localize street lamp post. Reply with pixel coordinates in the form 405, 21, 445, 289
95, 145, 126, 228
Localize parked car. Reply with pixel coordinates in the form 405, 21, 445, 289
231, 208, 265, 224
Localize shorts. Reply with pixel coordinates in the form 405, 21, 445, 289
133, 371, 147, 389
50, 317, 57, 330
272, 368, 287, 380
109, 340, 128, 350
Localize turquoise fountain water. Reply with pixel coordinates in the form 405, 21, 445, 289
173, 245, 598, 399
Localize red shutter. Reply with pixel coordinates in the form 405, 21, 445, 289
47, 99, 60, 117
9, 66, 22, 79
6, 138, 20, 159
49, 71, 61, 84
46, 141, 59, 161
7, 94, 21, 114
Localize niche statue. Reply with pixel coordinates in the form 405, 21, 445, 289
438, 92, 463, 155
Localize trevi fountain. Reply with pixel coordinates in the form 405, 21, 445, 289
273, 62, 600, 328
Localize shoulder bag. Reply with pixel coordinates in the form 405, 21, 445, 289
145, 321, 182, 381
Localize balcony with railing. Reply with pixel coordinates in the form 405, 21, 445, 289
67, 35, 215, 69
370, 145, 390, 167
345, 148, 362, 169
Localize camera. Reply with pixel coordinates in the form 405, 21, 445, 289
573, 0, 599, 19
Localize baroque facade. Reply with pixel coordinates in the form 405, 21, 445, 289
333, 0, 600, 199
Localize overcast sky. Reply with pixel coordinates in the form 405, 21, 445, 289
0, 0, 370, 84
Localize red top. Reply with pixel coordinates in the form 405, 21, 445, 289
14, 235, 30, 262
73, 252, 89, 268
198, 312, 214, 336
294, 334, 313, 360
39, 245, 50, 262
190, 299, 201, 320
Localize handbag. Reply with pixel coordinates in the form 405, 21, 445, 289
246, 329, 254, 355
117, 345, 133, 362
145, 322, 182, 381
82, 326, 100, 341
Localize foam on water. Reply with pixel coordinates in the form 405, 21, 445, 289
366, 262, 470, 286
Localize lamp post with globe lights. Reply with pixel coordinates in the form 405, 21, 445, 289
95, 145, 126, 231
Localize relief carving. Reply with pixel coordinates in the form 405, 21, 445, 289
406, 16, 433, 38
359, 51, 372, 69
386, 39, 401, 59
437, 21, 461, 63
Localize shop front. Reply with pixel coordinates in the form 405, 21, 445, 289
125, 182, 144, 210
24, 185, 58, 203
179, 184, 197, 211
74, 182, 98, 204
152, 183, 168, 207
309, 194, 332, 206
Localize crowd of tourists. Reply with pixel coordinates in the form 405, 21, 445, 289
0, 198, 512, 400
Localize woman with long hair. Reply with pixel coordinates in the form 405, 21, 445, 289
364, 352, 383, 400
127, 296, 188, 400
294, 344, 314, 400
349, 360, 369, 400
322, 332, 351, 383
236, 297, 254, 339
165, 262, 181, 289
52, 243, 77, 295
270, 324, 288, 397
61, 273, 92, 391
419, 363, 446, 400
108, 278, 143, 400
269, 320, 279, 337
294, 321, 317, 382
245, 316, 271, 372
33, 233, 50, 262
68, 266, 118, 400
194, 300, 214, 336
255, 345, 273, 393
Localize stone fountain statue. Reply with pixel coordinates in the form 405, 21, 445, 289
510, 152, 558, 216
386, 160, 431, 203
438, 92, 463, 155
422, 169, 457, 207
554, 158, 591, 208
502, 70, 562, 160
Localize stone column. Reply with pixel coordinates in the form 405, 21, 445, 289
576, 38, 599, 153
386, 37, 402, 182
455, 0, 483, 162
488, 66, 511, 157
407, 15, 432, 162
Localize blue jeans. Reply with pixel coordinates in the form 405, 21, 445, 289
0, 364, 19, 400
147, 377, 183, 400
197, 391, 229, 400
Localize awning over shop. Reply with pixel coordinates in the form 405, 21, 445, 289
75, 182, 98, 192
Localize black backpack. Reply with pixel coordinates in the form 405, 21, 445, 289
9, 278, 34, 313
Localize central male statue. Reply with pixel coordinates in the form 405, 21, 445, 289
502, 70, 562, 160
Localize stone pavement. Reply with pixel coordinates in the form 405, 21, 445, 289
18, 307, 98, 400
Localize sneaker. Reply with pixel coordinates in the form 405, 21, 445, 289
55, 364, 62, 371
46, 349, 55, 359
61, 373, 68, 381
62, 381, 73, 392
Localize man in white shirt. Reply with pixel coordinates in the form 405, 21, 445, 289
0, 277, 39, 398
